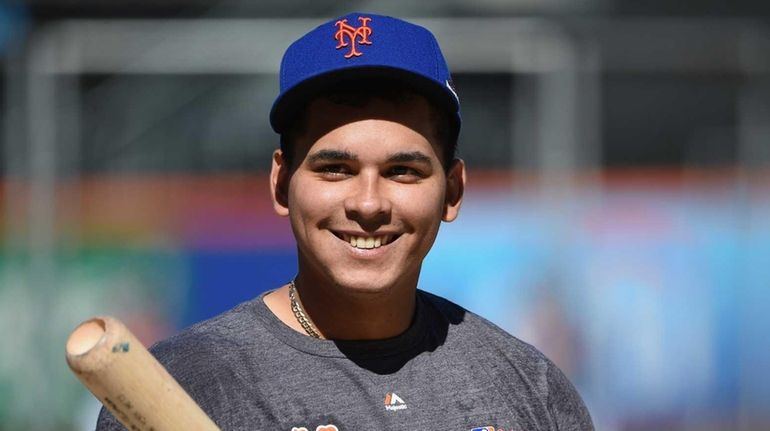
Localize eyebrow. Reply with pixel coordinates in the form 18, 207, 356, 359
306, 149, 433, 165
386, 151, 433, 165
306, 149, 357, 163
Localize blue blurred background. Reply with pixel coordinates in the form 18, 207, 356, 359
1, 1, 769, 430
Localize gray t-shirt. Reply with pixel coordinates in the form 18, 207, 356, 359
96, 290, 593, 430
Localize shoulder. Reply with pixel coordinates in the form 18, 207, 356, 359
97, 296, 275, 430
153, 299, 254, 349
145, 296, 276, 393
419, 290, 594, 430
96, 299, 265, 430
419, 290, 549, 366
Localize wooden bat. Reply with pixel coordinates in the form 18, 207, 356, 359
65, 316, 220, 431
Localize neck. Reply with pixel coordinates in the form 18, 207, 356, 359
265, 270, 418, 341
299, 275, 417, 340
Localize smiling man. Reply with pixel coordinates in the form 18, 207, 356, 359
263, 90, 464, 343
97, 12, 593, 431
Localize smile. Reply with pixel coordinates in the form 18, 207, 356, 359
334, 232, 399, 249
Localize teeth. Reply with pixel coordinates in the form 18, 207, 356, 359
343, 234, 392, 249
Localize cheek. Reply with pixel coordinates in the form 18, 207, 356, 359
396, 184, 446, 225
287, 178, 341, 224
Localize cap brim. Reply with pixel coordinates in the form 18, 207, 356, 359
270, 66, 460, 136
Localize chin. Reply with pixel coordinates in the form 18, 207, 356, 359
330, 271, 403, 296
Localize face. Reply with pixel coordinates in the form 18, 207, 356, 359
270, 95, 465, 296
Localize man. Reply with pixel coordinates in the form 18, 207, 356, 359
97, 12, 593, 431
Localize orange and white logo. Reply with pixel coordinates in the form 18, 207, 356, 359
334, 16, 373, 58
383, 392, 408, 411
291, 426, 338, 431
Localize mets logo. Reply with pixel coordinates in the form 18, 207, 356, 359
291, 425, 338, 431
334, 16, 373, 58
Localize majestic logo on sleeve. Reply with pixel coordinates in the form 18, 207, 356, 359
334, 17, 373, 58
383, 392, 408, 411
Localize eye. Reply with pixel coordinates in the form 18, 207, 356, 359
387, 166, 423, 180
316, 164, 352, 178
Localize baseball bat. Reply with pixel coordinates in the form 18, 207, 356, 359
65, 316, 220, 431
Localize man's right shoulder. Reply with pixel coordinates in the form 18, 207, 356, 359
94, 297, 268, 430
149, 296, 266, 367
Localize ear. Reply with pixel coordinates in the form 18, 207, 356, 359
442, 158, 466, 222
270, 149, 290, 217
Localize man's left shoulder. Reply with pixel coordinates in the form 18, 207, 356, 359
419, 290, 549, 365
419, 290, 594, 430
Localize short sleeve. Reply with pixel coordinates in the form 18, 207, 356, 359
546, 362, 594, 431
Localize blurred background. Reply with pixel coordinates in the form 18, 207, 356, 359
1, 0, 769, 430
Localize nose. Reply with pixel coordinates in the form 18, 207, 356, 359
343, 170, 392, 226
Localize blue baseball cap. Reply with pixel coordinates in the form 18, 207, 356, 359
270, 12, 460, 140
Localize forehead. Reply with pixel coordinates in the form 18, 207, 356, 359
295, 95, 443, 161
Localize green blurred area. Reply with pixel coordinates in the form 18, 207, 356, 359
0, 248, 186, 430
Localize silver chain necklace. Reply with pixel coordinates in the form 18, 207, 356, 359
288, 280, 322, 339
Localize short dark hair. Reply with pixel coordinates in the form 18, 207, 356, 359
279, 80, 458, 170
